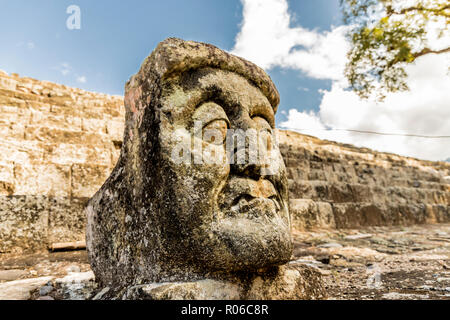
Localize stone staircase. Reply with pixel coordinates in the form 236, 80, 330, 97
0, 71, 124, 252
278, 130, 450, 229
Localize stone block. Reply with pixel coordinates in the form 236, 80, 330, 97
105, 99, 125, 118
311, 181, 329, 200
48, 197, 88, 244
44, 143, 112, 166
81, 118, 107, 133
0, 105, 31, 124
0, 162, 14, 195
290, 199, 335, 230
328, 184, 353, 203
0, 195, 50, 252
80, 102, 110, 120
0, 122, 25, 140
0, 139, 44, 163
308, 169, 326, 181
288, 179, 313, 199
106, 119, 124, 142
24, 126, 108, 147
289, 198, 315, 231
71, 164, 111, 198
14, 163, 71, 197
316, 201, 336, 228
0, 76, 17, 91
350, 184, 373, 203
425, 204, 450, 223
48, 104, 79, 117
30, 108, 82, 131
332, 203, 387, 228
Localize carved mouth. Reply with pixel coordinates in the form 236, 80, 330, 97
228, 193, 281, 218
218, 177, 283, 218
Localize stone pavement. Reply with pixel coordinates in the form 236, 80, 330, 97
292, 223, 450, 299
0, 223, 449, 300
0, 251, 94, 300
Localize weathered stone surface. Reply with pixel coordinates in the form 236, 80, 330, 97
54, 271, 96, 300
86, 38, 296, 298
0, 276, 53, 300
48, 197, 88, 244
0, 269, 27, 281
278, 130, 450, 229
122, 264, 325, 300
0, 69, 123, 252
290, 199, 336, 230
0, 196, 88, 253
1, 222, 449, 300
0, 196, 49, 253
292, 223, 450, 300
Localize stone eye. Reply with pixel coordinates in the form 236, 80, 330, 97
252, 116, 272, 132
252, 116, 273, 151
202, 119, 228, 145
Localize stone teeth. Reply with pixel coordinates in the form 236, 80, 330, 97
271, 198, 281, 211
230, 204, 240, 213
238, 197, 249, 209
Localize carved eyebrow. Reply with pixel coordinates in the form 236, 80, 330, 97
250, 104, 275, 128
207, 87, 275, 127
187, 79, 275, 127
192, 101, 230, 128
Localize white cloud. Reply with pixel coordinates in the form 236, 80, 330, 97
76, 75, 87, 83
16, 41, 36, 50
280, 53, 450, 161
52, 63, 87, 84
281, 109, 327, 132
233, 0, 450, 161
54, 62, 72, 76
231, 0, 349, 80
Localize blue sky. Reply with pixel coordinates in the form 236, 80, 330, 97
1, 0, 448, 161
0, 0, 341, 124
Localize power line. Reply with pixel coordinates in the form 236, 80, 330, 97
279, 127, 450, 139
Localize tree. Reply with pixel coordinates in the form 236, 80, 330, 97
340, 0, 450, 99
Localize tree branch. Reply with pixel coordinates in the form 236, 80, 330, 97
401, 4, 449, 14
387, 4, 450, 17
413, 46, 450, 58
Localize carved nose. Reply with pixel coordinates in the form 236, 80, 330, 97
228, 139, 264, 180
227, 118, 266, 179
231, 161, 263, 180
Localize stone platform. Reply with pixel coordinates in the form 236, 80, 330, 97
1, 223, 449, 300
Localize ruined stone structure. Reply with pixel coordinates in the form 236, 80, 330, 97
0, 55, 449, 256
0, 70, 124, 253
279, 131, 450, 230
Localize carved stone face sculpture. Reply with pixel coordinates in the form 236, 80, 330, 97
86, 38, 292, 288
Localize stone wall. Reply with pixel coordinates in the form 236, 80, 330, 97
0, 71, 124, 252
278, 131, 450, 230
0, 72, 449, 252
